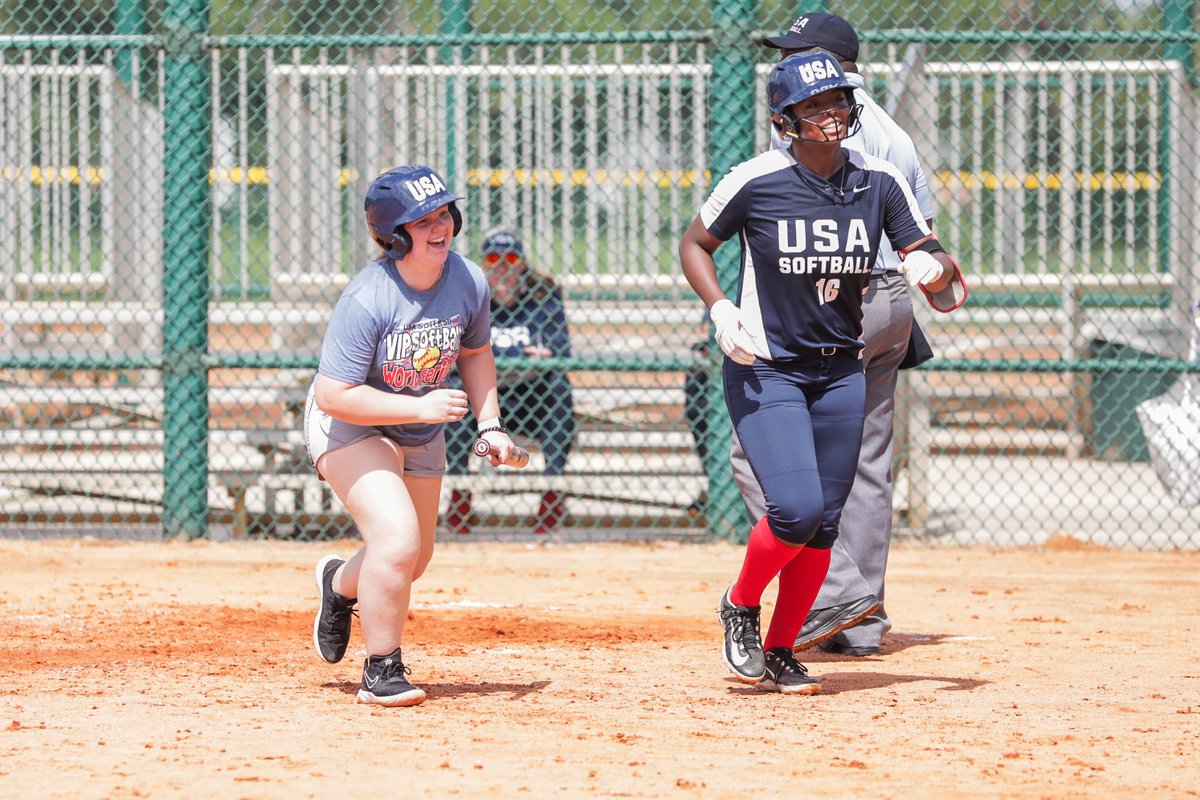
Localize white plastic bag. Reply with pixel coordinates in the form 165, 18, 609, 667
1137, 383, 1200, 506
1136, 303, 1200, 507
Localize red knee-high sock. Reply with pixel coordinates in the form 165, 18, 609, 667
763, 546, 833, 651
729, 516, 804, 607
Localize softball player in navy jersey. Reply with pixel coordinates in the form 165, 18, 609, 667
306, 165, 518, 707
679, 51, 960, 694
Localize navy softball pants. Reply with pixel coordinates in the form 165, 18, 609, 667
723, 353, 866, 548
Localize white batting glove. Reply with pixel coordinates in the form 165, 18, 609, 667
478, 427, 515, 466
899, 250, 946, 289
709, 299, 757, 366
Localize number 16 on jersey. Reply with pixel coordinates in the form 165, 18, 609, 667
815, 278, 840, 305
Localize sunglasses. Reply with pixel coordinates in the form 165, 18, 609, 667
483, 252, 522, 267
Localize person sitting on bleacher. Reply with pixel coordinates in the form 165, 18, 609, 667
444, 226, 577, 535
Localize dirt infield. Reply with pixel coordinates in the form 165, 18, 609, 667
3, 537, 1198, 799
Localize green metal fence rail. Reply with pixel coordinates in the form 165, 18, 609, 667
2, 1, 1198, 548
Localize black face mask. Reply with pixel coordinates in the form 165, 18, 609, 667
779, 101, 864, 143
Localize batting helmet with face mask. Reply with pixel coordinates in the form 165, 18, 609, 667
364, 165, 464, 260
767, 51, 862, 142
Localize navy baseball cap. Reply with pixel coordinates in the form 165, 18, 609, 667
480, 226, 525, 259
761, 12, 860, 63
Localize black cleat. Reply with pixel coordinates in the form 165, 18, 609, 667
357, 648, 426, 707
718, 585, 765, 683
313, 554, 356, 664
793, 595, 881, 651
818, 640, 880, 657
756, 647, 821, 695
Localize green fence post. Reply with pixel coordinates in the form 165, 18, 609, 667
1162, 0, 1195, 84
161, 0, 212, 540
114, 0, 144, 87
705, 0, 759, 542
441, 0, 472, 190
1160, 0, 1193, 301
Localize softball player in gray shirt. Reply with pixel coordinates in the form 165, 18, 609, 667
306, 165, 519, 707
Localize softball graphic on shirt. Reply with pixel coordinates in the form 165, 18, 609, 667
380, 318, 461, 390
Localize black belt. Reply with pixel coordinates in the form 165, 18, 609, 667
869, 270, 902, 282
775, 346, 850, 363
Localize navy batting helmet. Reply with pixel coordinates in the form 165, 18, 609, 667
767, 51, 855, 116
767, 51, 861, 142
364, 165, 464, 260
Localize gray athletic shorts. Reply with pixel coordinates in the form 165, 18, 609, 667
304, 381, 447, 479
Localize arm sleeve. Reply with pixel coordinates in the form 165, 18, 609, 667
317, 293, 380, 386
699, 163, 756, 242
909, 161, 934, 221
882, 128, 935, 221
460, 265, 493, 350
881, 172, 933, 253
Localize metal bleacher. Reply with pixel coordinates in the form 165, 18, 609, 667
3, 48, 1196, 538
0, 293, 708, 537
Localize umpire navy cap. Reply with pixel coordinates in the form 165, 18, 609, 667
761, 12, 860, 63
481, 226, 525, 259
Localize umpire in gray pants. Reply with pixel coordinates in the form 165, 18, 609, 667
731, 12, 936, 657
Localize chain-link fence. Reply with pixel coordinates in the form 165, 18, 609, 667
2, 1, 1198, 547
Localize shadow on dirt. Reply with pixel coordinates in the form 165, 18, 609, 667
322, 679, 552, 700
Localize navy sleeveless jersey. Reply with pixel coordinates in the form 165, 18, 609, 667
700, 147, 931, 361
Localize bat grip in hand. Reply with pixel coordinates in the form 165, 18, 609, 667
473, 438, 530, 469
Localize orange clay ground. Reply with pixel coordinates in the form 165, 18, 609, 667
2, 536, 1198, 798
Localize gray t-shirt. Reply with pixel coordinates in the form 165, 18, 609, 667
317, 252, 491, 445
